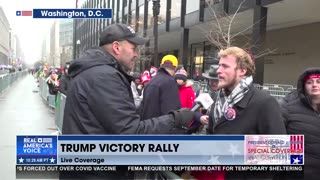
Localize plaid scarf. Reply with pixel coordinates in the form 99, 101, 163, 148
213, 76, 253, 123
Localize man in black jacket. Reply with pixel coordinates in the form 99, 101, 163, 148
61, 24, 194, 179
208, 47, 286, 134
207, 47, 286, 179
139, 54, 181, 120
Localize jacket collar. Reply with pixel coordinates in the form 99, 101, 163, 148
234, 84, 255, 109
98, 47, 134, 83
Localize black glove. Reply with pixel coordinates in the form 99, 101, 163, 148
170, 108, 195, 129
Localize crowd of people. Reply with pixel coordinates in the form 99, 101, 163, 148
33, 62, 71, 95
34, 23, 318, 179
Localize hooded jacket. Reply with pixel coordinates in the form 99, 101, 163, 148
62, 47, 177, 135
178, 80, 195, 109
281, 68, 320, 179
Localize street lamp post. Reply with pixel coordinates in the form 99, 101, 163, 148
76, 40, 81, 59
73, 0, 79, 60
152, 0, 160, 66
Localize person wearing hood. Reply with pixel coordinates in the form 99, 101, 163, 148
175, 67, 195, 109
61, 24, 194, 178
281, 68, 320, 180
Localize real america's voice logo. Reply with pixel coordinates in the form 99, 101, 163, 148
16, 136, 57, 165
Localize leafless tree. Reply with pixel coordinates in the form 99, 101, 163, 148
201, 0, 276, 59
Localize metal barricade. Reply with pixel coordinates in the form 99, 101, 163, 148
287, 87, 297, 92
263, 83, 294, 91
48, 94, 56, 108
253, 83, 263, 90
264, 89, 291, 102
0, 71, 28, 94
55, 92, 66, 134
192, 80, 202, 96
262, 86, 285, 91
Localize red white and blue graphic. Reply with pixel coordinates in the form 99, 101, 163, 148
16, 10, 33, 16
290, 135, 304, 153
290, 155, 303, 165
245, 135, 304, 165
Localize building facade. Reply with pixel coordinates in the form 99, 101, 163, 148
59, 20, 73, 67
0, 7, 10, 65
75, 0, 320, 85
50, 21, 60, 67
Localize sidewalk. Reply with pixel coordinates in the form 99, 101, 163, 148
0, 74, 56, 179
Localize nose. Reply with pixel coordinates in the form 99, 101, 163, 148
312, 81, 319, 87
134, 49, 139, 57
216, 65, 222, 74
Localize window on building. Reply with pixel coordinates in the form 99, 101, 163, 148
191, 43, 204, 77
186, 0, 200, 14
171, 1, 181, 20
114, 0, 118, 22
158, 0, 167, 25
138, 5, 144, 34
147, 0, 153, 29
203, 42, 218, 71
119, 0, 123, 22
205, 0, 222, 7
131, 10, 136, 29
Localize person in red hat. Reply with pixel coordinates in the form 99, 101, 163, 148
138, 70, 151, 97
175, 67, 195, 109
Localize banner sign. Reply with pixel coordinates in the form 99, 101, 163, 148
16, 135, 304, 178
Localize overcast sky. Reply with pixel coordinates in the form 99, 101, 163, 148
0, 0, 75, 65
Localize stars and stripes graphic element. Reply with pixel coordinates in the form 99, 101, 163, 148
16, 10, 33, 16
290, 155, 303, 165
290, 135, 304, 153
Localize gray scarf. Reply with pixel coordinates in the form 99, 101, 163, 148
213, 76, 253, 123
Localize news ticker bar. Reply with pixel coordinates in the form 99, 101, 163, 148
16, 135, 304, 166
16, 165, 304, 172
16, 9, 112, 19
16, 165, 304, 173
16, 165, 304, 179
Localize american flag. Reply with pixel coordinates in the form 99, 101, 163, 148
290, 135, 304, 153
16, 10, 33, 16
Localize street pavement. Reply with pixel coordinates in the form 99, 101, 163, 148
0, 74, 56, 180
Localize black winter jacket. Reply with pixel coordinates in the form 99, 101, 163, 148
281, 68, 320, 180
62, 47, 177, 135
208, 84, 286, 134
139, 68, 181, 120
59, 74, 71, 95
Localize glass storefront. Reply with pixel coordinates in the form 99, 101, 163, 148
171, 1, 181, 20
118, 0, 123, 23
147, 0, 153, 29
190, 42, 218, 78
158, 0, 167, 25
138, 5, 144, 35
186, 0, 200, 14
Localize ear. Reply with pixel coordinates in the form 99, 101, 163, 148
238, 68, 247, 76
112, 41, 121, 55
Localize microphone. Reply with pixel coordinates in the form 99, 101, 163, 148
191, 93, 214, 111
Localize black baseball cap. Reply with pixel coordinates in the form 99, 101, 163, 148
99, 24, 148, 46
